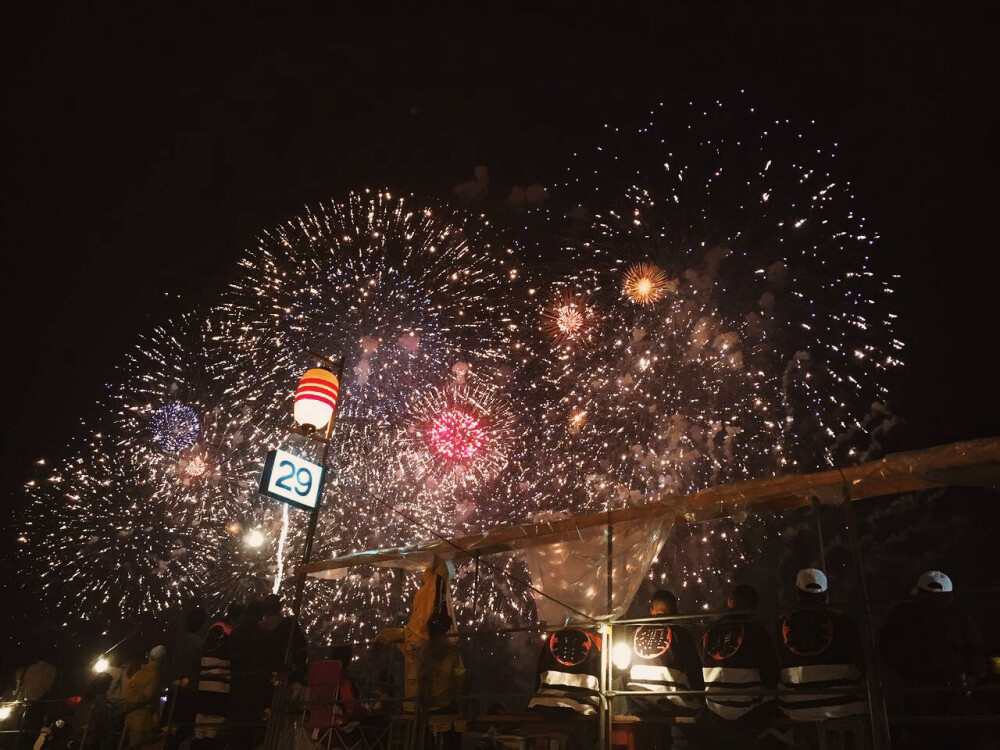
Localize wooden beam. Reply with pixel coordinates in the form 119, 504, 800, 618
301, 437, 1000, 579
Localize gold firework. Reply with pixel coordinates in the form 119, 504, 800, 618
541, 292, 594, 344
622, 262, 673, 305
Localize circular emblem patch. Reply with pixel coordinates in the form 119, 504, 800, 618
633, 624, 673, 660
702, 621, 745, 661
781, 609, 834, 656
550, 628, 594, 667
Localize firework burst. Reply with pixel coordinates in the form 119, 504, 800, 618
13, 102, 902, 641
621, 262, 674, 305
212, 190, 527, 640
108, 313, 280, 525
395, 376, 516, 519
518, 99, 900, 520
20, 433, 223, 620
540, 290, 597, 348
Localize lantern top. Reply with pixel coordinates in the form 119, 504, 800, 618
294, 367, 340, 431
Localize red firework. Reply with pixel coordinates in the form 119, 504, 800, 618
398, 381, 515, 492
428, 408, 487, 460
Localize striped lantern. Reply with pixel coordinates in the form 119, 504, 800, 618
293, 367, 340, 431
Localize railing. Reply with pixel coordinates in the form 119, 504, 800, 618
4, 595, 996, 750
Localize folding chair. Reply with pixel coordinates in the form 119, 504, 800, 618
303, 660, 364, 750
337, 664, 390, 750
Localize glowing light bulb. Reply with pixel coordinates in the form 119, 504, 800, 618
612, 642, 633, 670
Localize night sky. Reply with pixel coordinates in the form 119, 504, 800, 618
1, 5, 996, 664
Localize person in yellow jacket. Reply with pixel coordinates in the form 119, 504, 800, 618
121, 648, 164, 749
379, 557, 464, 713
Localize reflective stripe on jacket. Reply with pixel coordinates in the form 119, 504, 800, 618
701, 617, 778, 721
198, 656, 231, 694
528, 671, 600, 716
627, 664, 701, 712
703, 666, 767, 719
626, 623, 703, 715
528, 629, 602, 717
778, 663, 867, 720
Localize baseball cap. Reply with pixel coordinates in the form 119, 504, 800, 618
795, 568, 828, 594
913, 571, 953, 594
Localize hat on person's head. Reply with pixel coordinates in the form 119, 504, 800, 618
795, 568, 828, 594
913, 570, 952, 594
149, 645, 167, 662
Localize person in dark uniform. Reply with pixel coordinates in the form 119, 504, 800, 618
698, 584, 778, 750
775, 568, 867, 748
226, 602, 268, 750
880, 571, 990, 750
529, 627, 602, 750
192, 603, 244, 749
625, 590, 703, 749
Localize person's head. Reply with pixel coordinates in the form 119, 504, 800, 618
795, 568, 829, 604
184, 607, 207, 633
727, 584, 759, 611
148, 645, 167, 664
912, 570, 953, 598
261, 594, 282, 617
649, 590, 678, 617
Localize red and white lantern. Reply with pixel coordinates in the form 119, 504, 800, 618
293, 367, 340, 431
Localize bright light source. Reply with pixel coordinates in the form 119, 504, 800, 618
612, 642, 633, 670
245, 530, 265, 549
93, 657, 110, 674
0, 705, 12, 721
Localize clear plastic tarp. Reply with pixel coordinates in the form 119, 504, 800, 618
521, 514, 673, 624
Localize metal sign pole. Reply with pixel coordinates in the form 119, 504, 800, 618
263, 354, 344, 750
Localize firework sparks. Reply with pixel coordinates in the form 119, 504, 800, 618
14, 102, 901, 640
109, 313, 280, 524
504, 99, 901, 609
622, 262, 674, 305
19, 432, 223, 619
541, 292, 595, 346
428, 409, 486, 460
214, 190, 525, 640
149, 403, 201, 452
397, 378, 516, 509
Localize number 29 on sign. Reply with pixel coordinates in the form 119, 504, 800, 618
258, 449, 324, 510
